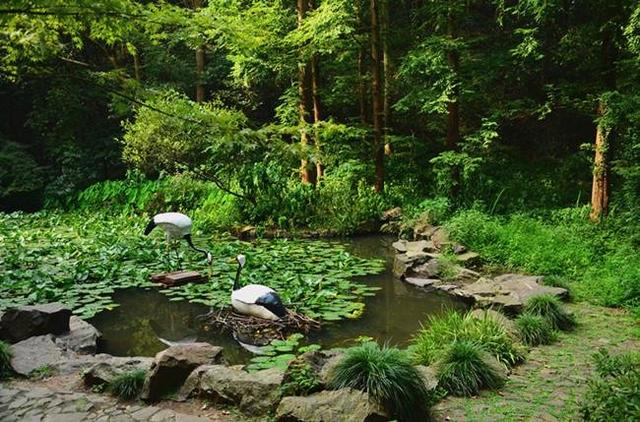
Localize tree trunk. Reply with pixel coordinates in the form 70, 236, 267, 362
194, 0, 205, 102
133, 52, 141, 81
589, 100, 610, 222
298, 0, 316, 185
370, 0, 384, 193
446, 12, 460, 198
381, 0, 392, 156
311, 54, 324, 180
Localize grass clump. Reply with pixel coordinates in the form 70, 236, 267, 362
0, 340, 12, 379
109, 369, 146, 401
524, 294, 576, 331
580, 349, 640, 421
280, 360, 321, 397
515, 313, 557, 346
437, 340, 506, 397
328, 342, 433, 421
412, 310, 524, 367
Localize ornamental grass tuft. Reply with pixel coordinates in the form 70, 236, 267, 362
329, 341, 433, 421
437, 340, 506, 397
0, 340, 12, 379
524, 294, 577, 331
109, 369, 146, 401
515, 312, 557, 346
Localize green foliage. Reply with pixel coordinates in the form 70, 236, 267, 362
580, 349, 640, 421
280, 360, 322, 397
109, 369, 146, 401
436, 340, 506, 397
412, 310, 524, 368
30, 364, 55, 380
246, 334, 321, 372
0, 340, 12, 379
0, 139, 45, 201
524, 295, 577, 331
0, 211, 383, 320
328, 342, 433, 421
515, 313, 557, 346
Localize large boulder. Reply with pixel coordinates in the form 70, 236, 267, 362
276, 388, 388, 422
0, 303, 71, 343
56, 316, 102, 354
494, 274, 569, 301
141, 343, 224, 401
179, 364, 284, 415
10, 335, 69, 376
83, 355, 155, 387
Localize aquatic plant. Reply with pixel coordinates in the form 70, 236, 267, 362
328, 342, 433, 421
515, 313, 557, 346
0, 211, 383, 320
436, 340, 506, 397
412, 310, 524, 367
246, 334, 321, 372
109, 369, 147, 401
580, 349, 640, 421
524, 294, 577, 331
0, 340, 12, 379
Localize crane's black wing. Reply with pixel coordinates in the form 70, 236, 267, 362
255, 292, 288, 318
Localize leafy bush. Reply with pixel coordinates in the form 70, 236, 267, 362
437, 340, 506, 397
524, 295, 576, 331
580, 349, 640, 420
329, 342, 433, 421
412, 310, 524, 367
0, 340, 12, 379
515, 313, 557, 346
109, 369, 146, 400
280, 360, 322, 397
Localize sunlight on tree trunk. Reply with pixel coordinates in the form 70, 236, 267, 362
590, 100, 610, 222
381, 0, 392, 157
298, 0, 316, 185
311, 54, 324, 181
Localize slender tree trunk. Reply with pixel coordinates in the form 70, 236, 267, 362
298, 0, 316, 184
194, 0, 206, 102
381, 0, 392, 156
356, 0, 368, 125
446, 12, 460, 198
370, 0, 384, 193
133, 52, 141, 81
310, 54, 324, 180
590, 100, 610, 221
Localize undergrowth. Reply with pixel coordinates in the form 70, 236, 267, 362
109, 369, 146, 401
0, 340, 12, 379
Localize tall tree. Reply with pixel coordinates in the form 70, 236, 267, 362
370, 0, 384, 192
297, 0, 316, 184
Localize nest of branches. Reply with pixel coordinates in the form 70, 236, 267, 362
196, 308, 321, 344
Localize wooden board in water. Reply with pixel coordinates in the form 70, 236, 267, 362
150, 270, 204, 287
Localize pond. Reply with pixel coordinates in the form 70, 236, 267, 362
90, 235, 467, 363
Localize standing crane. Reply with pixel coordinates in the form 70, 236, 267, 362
144, 212, 212, 269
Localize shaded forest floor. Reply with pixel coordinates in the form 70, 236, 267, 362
433, 303, 640, 421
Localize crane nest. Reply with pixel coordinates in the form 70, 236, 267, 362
196, 308, 321, 345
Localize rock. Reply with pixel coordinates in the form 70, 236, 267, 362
56, 316, 101, 354
494, 274, 569, 302
393, 253, 429, 277
141, 343, 224, 401
0, 303, 71, 343
403, 277, 438, 288
83, 356, 155, 387
391, 240, 408, 253
179, 364, 284, 415
452, 268, 481, 285
452, 244, 467, 254
415, 365, 439, 391
407, 258, 441, 278
381, 207, 402, 222
455, 251, 481, 266
430, 227, 451, 249
10, 335, 68, 376
276, 388, 388, 422
412, 221, 437, 240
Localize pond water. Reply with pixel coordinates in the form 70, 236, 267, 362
90, 235, 467, 363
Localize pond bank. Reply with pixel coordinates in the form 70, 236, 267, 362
433, 303, 640, 421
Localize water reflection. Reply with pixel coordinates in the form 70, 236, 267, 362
91, 235, 467, 362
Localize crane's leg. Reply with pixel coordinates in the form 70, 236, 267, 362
164, 241, 172, 271
174, 244, 182, 270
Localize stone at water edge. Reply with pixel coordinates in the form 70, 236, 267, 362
276, 388, 389, 422
0, 303, 71, 343
381, 207, 402, 222
141, 343, 224, 401
403, 277, 439, 288
495, 274, 569, 301
10, 335, 69, 377
56, 316, 102, 354
407, 258, 441, 279
455, 251, 481, 266
83, 356, 155, 387
179, 364, 285, 415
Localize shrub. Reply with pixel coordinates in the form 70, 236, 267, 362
280, 360, 321, 397
515, 313, 557, 346
524, 294, 576, 331
0, 340, 12, 379
109, 369, 146, 401
437, 340, 506, 397
580, 349, 640, 420
328, 342, 433, 421
412, 310, 524, 367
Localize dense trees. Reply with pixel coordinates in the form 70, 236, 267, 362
2, 0, 640, 224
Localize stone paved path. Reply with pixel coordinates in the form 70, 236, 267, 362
0, 385, 218, 422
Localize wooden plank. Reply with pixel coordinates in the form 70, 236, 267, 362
150, 270, 205, 287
